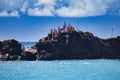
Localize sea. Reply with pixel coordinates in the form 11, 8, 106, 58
0, 42, 120, 80
20, 42, 36, 48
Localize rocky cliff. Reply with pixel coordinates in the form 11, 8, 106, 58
35, 31, 120, 60
0, 27, 120, 61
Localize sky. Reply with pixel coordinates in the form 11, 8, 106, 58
0, 0, 120, 41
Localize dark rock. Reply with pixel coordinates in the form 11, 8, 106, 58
20, 46, 37, 61
35, 31, 120, 60
0, 39, 23, 61
0, 27, 120, 61
7, 55, 21, 61
21, 51, 37, 61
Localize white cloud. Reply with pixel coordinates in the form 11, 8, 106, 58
34, 0, 55, 6
0, 0, 23, 10
4, 0, 18, 7
0, 10, 19, 17
27, 0, 55, 16
20, 1, 29, 13
55, 0, 109, 17
0, 0, 120, 17
27, 7, 54, 16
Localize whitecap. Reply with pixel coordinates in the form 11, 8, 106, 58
83, 61, 90, 64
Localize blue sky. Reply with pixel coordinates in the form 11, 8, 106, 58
0, 0, 120, 41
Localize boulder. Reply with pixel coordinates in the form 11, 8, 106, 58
20, 47, 37, 61
21, 51, 37, 61
0, 39, 23, 61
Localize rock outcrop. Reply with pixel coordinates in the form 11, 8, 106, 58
0, 24, 120, 61
0, 39, 23, 61
20, 47, 37, 61
35, 31, 120, 60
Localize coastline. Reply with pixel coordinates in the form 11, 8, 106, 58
0, 24, 120, 61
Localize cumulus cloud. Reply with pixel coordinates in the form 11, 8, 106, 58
0, 0, 23, 10
55, 0, 110, 17
27, 7, 54, 16
34, 0, 55, 6
0, 0, 120, 17
27, 0, 55, 16
20, 1, 29, 13
0, 10, 19, 17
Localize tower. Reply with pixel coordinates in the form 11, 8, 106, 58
111, 28, 114, 38
77, 19, 80, 31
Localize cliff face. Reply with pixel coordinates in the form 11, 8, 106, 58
106, 36, 120, 54
35, 31, 120, 60
0, 30, 120, 61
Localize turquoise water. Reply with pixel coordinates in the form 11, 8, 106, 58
0, 60, 120, 80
